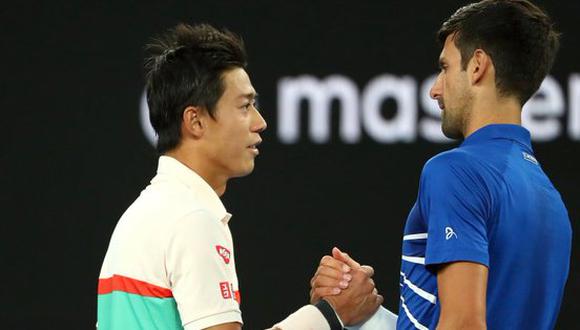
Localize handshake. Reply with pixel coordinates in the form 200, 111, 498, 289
309, 247, 384, 326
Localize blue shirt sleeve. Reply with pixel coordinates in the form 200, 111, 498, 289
419, 152, 491, 268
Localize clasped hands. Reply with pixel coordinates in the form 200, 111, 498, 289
309, 247, 383, 326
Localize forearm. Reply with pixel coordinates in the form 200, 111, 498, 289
269, 301, 343, 330
346, 306, 397, 330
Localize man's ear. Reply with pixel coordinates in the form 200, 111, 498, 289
470, 49, 491, 85
182, 106, 205, 138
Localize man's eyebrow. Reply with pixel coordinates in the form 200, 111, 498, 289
238, 92, 258, 99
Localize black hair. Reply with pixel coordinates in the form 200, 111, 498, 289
144, 23, 247, 153
438, 0, 560, 104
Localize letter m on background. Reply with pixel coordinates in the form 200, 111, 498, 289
278, 75, 361, 144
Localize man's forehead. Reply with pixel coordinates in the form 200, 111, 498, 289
440, 34, 460, 61
234, 84, 257, 99
223, 68, 256, 97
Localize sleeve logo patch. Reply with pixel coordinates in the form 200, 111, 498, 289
219, 281, 232, 299
445, 227, 457, 240
216, 245, 231, 264
523, 152, 539, 165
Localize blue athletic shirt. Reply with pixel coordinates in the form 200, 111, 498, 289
397, 124, 571, 330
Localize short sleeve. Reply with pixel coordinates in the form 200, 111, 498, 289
166, 210, 242, 328
419, 154, 491, 268
267, 305, 331, 330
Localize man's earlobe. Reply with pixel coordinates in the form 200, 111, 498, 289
183, 106, 204, 138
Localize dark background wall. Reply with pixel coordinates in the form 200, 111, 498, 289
1, 1, 577, 328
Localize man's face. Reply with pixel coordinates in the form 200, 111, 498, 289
203, 67, 267, 179
430, 34, 473, 139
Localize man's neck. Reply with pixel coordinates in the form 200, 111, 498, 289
464, 94, 522, 138
164, 147, 228, 197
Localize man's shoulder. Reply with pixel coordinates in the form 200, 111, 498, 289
120, 180, 217, 229
421, 148, 479, 176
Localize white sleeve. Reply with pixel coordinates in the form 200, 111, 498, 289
268, 305, 331, 330
167, 210, 242, 329
345, 306, 398, 330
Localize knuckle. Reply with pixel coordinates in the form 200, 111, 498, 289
311, 278, 320, 288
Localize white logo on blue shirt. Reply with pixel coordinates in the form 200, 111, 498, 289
445, 227, 457, 240
522, 152, 539, 165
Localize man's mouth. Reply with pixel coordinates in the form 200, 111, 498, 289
247, 139, 262, 154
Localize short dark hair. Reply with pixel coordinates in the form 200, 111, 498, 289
437, 0, 560, 104
144, 23, 247, 153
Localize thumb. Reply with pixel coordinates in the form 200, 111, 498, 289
332, 247, 361, 268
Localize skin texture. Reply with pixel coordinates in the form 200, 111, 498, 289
166, 67, 267, 197
436, 262, 488, 330
205, 323, 241, 330
310, 248, 383, 325
431, 33, 474, 139
430, 33, 522, 140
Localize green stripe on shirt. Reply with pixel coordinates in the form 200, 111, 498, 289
98, 291, 182, 330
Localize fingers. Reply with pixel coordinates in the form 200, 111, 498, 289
332, 247, 361, 268
312, 274, 350, 290
327, 267, 383, 326
309, 249, 380, 319
360, 265, 375, 277
341, 267, 375, 307
315, 263, 352, 282
376, 294, 384, 306
320, 255, 351, 273
309, 255, 355, 304
311, 256, 353, 289
310, 287, 342, 304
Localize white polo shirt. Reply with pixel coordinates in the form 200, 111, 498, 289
98, 156, 242, 329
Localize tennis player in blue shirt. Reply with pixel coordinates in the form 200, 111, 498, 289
309, 1, 572, 329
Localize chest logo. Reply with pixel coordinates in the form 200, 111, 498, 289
216, 245, 231, 264
445, 227, 457, 240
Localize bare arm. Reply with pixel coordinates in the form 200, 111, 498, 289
202, 322, 241, 330
436, 262, 488, 330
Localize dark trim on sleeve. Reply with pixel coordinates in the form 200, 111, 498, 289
314, 299, 344, 330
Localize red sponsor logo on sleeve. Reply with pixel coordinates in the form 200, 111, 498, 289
216, 245, 231, 264
219, 282, 232, 299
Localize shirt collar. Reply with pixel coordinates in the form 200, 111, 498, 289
155, 156, 232, 224
460, 124, 533, 151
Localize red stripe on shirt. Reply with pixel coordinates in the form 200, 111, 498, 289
234, 290, 241, 305
98, 274, 173, 298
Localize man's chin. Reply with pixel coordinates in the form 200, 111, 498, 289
441, 125, 463, 140
231, 163, 255, 178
